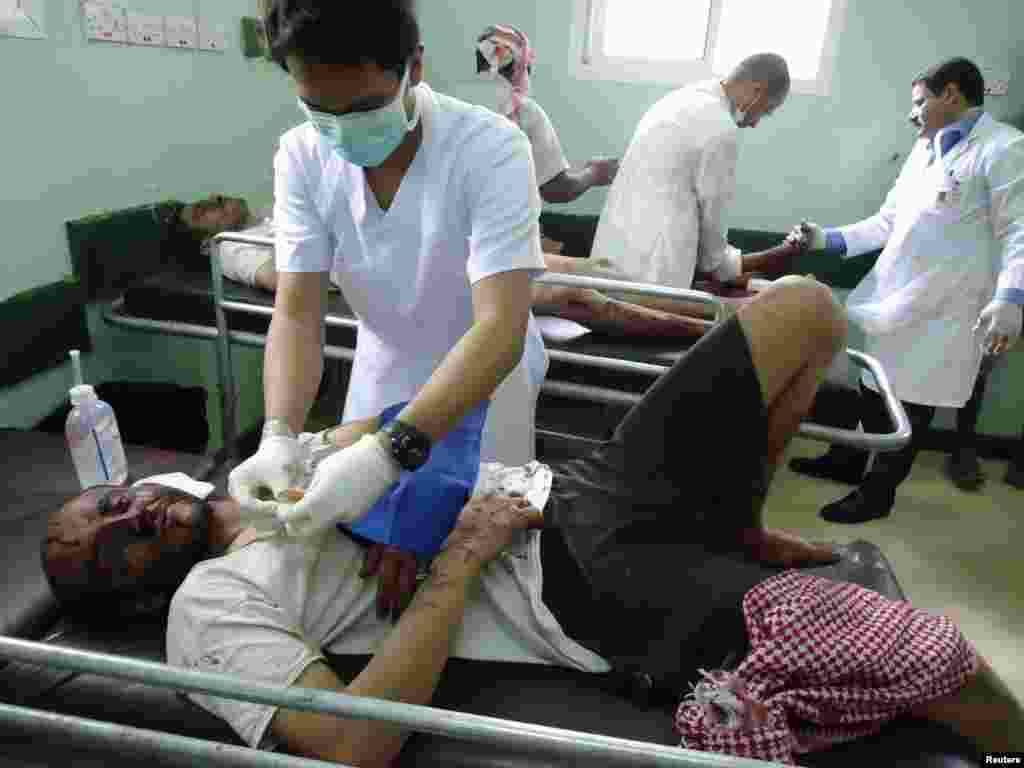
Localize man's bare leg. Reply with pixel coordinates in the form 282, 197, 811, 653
736, 275, 847, 478
909, 654, 1024, 752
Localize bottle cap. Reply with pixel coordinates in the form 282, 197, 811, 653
70, 384, 97, 406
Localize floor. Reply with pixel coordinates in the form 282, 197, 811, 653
770, 438, 1024, 703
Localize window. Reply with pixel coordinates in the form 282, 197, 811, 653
570, 0, 847, 95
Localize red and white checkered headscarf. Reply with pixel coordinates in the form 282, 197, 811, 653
476, 24, 535, 122
675, 571, 978, 765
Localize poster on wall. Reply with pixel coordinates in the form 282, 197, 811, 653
82, 0, 126, 43
124, 12, 164, 47
0, 0, 46, 39
165, 15, 198, 48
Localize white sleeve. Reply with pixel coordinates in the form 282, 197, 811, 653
272, 134, 332, 273
463, 126, 546, 285
695, 132, 739, 274
167, 589, 325, 750
837, 147, 919, 259
524, 102, 570, 187
988, 133, 1024, 299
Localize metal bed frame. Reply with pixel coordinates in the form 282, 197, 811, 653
0, 635, 783, 768
0, 233, 914, 768
101, 231, 910, 463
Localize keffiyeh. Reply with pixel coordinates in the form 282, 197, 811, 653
675, 571, 978, 764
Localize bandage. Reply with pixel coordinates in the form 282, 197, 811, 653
216, 240, 275, 287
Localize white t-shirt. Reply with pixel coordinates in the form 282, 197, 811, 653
272, 83, 549, 465
514, 98, 570, 187
166, 463, 611, 750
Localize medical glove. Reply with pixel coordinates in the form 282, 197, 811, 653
276, 433, 401, 538
360, 543, 421, 623
789, 221, 826, 251
711, 245, 743, 283
228, 435, 304, 530
974, 300, 1023, 356
585, 157, 620, 187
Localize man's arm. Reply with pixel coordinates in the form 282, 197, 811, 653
396, 127, 542, 442
695, 133, 741, 279
264, 271, 330, 435
397, 269, 531, 441
267, 495, 540, 767
541, 165, 617, 204
267, 546, 481, 767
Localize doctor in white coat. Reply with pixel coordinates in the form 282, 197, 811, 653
789, 57, 1024, 524
590, 53, 791, 290
227, 0, 549, 617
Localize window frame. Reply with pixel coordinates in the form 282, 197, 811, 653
568, 0, 848, 96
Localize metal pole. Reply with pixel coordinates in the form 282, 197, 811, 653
210, 241, 240, 464
0, 702, 346, 768
0, 636, 784, 768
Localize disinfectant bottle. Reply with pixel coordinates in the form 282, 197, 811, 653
65, 351, 128, 488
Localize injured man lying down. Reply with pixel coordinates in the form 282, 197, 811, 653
41, 278, 1022, 766
171, 193, 809, 342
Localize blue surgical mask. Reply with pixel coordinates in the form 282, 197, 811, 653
298, 66, 421, 168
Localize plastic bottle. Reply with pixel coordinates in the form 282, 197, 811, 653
66, 384, 128, 489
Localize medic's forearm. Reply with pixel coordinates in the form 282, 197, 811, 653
264, 311, 324, 436
396, 314, 526, 442
539, 168, 594, 204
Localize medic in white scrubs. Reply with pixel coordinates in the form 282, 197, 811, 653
473, 24, 620, 205
590, 53, 792, 291
789, 58, 1024, 524
228, 1, 548, 614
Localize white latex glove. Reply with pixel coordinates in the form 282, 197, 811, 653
788, 221, 826, 251
228, 435, 304, 531
276, 433, 401, 538
585, 157, 620, 187
712, 245, 744, 282
974, 299, 1023, 356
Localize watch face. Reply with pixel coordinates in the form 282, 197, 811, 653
390, 422, 430, 469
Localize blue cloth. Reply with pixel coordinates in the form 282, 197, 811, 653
996, 288, 1024, 306
824, 229, 847, 257
342, 401, 488, 559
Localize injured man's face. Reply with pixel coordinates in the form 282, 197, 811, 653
43, 484, 220, 603
181, 194, 251, 238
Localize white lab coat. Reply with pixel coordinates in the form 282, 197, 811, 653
590, 80, 742, 289
273, 84, 548, 465
840, 113, 1024, 408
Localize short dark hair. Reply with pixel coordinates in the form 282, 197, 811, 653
914, 57, 985, 107
264, 0, 420, 78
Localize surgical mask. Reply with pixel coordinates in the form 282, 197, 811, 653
298, 66, 421, 168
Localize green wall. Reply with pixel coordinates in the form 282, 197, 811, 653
3, 0, 1024, 445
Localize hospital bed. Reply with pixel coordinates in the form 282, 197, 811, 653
94, 227, 910, 464
0, 210, 982, 765
0, 428, 982, 767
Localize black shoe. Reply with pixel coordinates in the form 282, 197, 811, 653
789, 452, 868, 485
820, 488, 893, 524
1006, 463, 1024, 490
945, 452, 985, 492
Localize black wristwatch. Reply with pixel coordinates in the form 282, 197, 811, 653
381, 419, 432, 471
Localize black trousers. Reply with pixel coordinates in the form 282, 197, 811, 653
540, 316, 780, 693
813, 381, 936, 502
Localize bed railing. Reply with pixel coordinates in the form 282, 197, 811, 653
99, 231, 910, 463
0, 635, 787, 768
